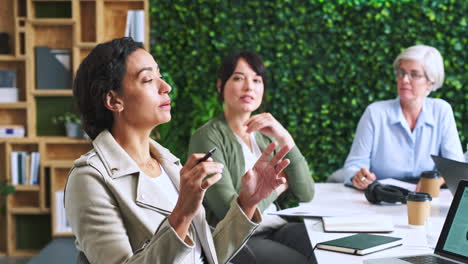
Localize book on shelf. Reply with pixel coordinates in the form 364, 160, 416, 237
10, 151, 40, 185
0, 69, 18, 102
10, 152, 18, 185
316, 233, 402, 255
125, 10, 145, 43
55, 190, 72, 234
30, 152, 40, 185
0, 125, 25, 137
322, 215, 394, 233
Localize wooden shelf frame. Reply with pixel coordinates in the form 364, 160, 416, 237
31, 89, 73, 96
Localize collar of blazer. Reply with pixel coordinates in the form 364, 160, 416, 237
92, 130, 182, 213
92, 130, 181, 179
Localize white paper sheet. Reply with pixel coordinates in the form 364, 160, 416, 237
269, 206, 364, 217
322, 215, 394, 232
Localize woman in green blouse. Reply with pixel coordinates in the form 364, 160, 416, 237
188, 51, 315, 264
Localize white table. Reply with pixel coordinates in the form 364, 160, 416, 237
303, 183, 453, 264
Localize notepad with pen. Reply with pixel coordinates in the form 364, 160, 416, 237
316, 233, 402, 255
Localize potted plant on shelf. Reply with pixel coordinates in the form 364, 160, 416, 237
52, 112, 86, 138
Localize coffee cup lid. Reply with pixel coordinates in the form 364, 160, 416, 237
406, 192, 432, 202
420, 170, 440, 179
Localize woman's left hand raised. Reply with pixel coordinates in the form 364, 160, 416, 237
244, 113, 295, 148
238, 142, 291, 218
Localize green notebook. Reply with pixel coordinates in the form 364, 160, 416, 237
316, 233, 402, 255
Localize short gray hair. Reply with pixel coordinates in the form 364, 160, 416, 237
393, 45, 444, 92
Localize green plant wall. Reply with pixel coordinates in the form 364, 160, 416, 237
150, 0, 467, 182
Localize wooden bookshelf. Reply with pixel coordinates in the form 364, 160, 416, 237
0, 0, 149, 256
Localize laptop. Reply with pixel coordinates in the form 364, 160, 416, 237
431, 155, 468, 195
364, 180, 468, 264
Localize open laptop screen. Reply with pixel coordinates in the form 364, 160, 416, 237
431, 155, 468, 195
435, 181, 468, 262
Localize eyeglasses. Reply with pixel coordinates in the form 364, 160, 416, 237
395, 69, 426, 81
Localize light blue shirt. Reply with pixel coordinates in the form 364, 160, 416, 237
343, 97, 464, 186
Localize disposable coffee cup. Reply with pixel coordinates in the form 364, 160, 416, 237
420, 171, 441, 198
406, 192, 432, 226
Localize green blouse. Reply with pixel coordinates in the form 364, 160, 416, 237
188, 114, 315, 226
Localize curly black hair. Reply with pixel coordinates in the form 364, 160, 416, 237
73, 37, 143, 139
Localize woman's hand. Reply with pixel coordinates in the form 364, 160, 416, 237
352, 168, 376, 190
238, 142, 291, 218
245, 113, 295, 148
169, 154, 223, 241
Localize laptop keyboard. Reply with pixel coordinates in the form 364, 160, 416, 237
400, 255, 456, 264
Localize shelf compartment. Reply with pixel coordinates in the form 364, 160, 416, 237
33, 1, 72, 19
17, 18, 26, 28
102, 1, 144, 43
10, 143, 38, 153
14, 214, 51, 254
50, 167, 68, 193
0, 60, 27, 102
0, 0, 16, 55
17, 0, 27, 18
44, 142, 91, 161
36, 97, 75, 136
0, 109, 27, 135
80, 1, 96, 42
50, 167, 72, 236
32, 24, 73, 49
9, 191, 40, 208
32, 35, 74, 90
18, 32, 26, 55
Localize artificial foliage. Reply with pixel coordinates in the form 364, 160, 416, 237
150, 0, 467, 182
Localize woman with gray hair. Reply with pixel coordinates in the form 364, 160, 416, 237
341, 44, 464, 190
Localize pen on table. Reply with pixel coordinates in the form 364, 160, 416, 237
197, 147, 217, 164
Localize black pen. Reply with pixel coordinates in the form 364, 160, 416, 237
197, 147, 217, 164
